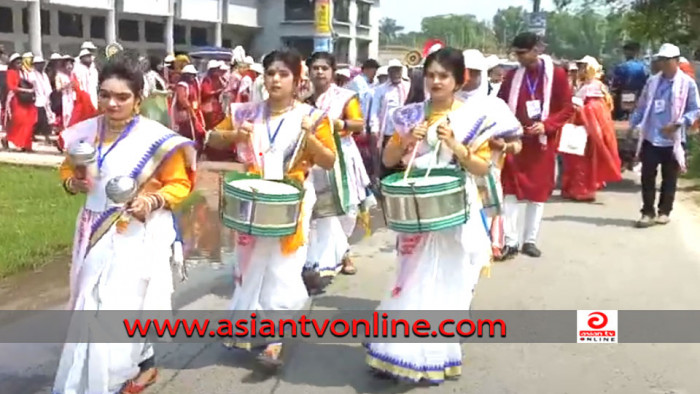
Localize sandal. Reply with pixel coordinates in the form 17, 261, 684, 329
120, 368, 158, 393
340, 254, 357, 275
256, 343, 284, 368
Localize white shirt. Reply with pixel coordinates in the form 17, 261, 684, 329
369, 80, 411, 136
143, 70, 167, 98
72, 61, 98, 108
28, 70, 52, 108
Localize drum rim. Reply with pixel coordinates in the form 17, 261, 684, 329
386, 211, 469, 233
380, 168, 465, 195
222, 217, 298, 237
224, 171, 304, 203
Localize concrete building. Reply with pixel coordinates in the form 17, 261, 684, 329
0, 0, 379, 64
254, 0, 380, 64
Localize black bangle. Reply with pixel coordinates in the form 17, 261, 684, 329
62, 178, 77, 195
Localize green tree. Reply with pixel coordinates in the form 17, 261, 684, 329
493, 6, 528, 50
419, 14, 498, 52
379, 17, 405, 45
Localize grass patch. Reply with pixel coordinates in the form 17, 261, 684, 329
684, 136, 700, 179
0, 164, 84, 278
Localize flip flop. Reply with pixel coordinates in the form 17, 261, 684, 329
120, 369, 158, 393
256, 344, 284, 369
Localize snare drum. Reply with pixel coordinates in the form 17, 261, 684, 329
221, 172, 304, 237
380, 168, 469, 233
476, 168, 503, 218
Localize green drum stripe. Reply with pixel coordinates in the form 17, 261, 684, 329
222, 217, 297, 237
380, 168, 466, 195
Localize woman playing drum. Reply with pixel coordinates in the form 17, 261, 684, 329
365, 47, 511, 384
53, 53, 197, 394
303, 51, 371, 293
207, 49, 336, 367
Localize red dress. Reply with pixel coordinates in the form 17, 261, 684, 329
200, 75, 225, 130
561, 82, 622, 201
173, 80, 205, 152
498, 62, 574, 203
5, 69, 38, 150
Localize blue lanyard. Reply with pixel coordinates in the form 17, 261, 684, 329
97, 116, 139, 172
265, 107, 285, 148
525, 60, 543, 99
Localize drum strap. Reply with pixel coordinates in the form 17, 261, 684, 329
409, 183, 423, 233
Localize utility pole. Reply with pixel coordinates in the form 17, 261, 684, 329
533, 0, 541, 12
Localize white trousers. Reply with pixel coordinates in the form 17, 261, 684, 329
503, 194, 544, 247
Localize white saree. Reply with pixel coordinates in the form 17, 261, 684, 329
364, 99, 497, 383
226, 102, 325, 346
305, 84, 371, 277
53, 116, 196, 394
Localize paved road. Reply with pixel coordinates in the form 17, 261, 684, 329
3, 174, 700, 393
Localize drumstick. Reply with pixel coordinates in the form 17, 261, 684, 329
403, 141, 420, 182
424, 140, 441, 179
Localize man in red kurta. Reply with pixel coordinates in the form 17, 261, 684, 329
497, 32, 574, 259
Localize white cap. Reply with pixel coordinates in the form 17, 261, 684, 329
576, 55, 600, 68
427, 43, 443, 55
164, 55, 175, 63
250, 63, 264, 74
78, 49, 91, 58
49, 53, 62, 61
21, 52, 33, 58
680, 56, 689, 64
335, 68, 351, 78
8, 53, 19, 63
80, 41, 97, 50
377, 66, 388, 77
463, 49, 486, 71
207, 59, 221, 70
220, 63, 230, 71
243, 56, 254, 65
655, 43, 681, 59
33, 55, 45, 63
182, 64, 197, 74
387, 59, 403, 69
568, 62, 578, 71
485, 55, 501, 70
232, 45, 246, 64
62, 54, 74, 60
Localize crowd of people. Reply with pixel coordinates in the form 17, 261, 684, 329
48, 31, 699, 393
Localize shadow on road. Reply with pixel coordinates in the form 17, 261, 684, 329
543, 214, 636, 228
280, 342, 413, 394
311, 295, 380, 311
0, 373, 54, 394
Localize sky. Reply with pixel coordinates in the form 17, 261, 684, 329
380, 0, 556, 32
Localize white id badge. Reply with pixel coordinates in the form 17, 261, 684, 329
262, 152, 284, 180
654, 99, 665, 114
526, 100, 542, 119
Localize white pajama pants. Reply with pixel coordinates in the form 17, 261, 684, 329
503, 194, 544, 247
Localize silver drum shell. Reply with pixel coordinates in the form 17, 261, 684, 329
382, 187, 468, 228
222, 194, 302, 237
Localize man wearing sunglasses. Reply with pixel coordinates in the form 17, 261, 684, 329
497, 32, 574, 260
